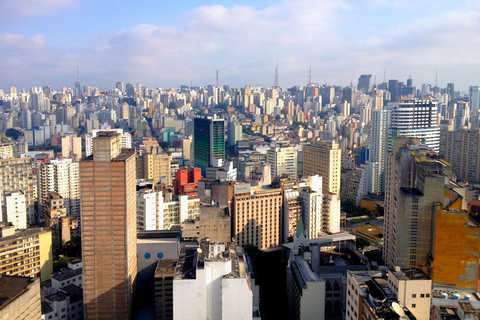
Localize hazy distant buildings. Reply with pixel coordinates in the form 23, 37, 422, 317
357, 74, 372, 93
469, 86, 480, 112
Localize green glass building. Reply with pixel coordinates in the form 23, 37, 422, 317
193, 115, 225, 176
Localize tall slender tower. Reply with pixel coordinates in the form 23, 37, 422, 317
81, 131, 137, 319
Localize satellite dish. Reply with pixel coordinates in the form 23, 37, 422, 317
197, 248, 202, 254
391, 302, 406, 317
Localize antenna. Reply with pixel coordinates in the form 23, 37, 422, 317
435, 68, 438, 87
216, 70, 219, 87
383, 68, 386, 83
351, 70, 355, 87
274, 61, 278, 88
76, 66, 80, 81
308, 64, 312, 85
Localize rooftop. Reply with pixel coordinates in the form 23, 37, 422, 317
60, 284, 83, 303
0, 227, 48, 242
400, 188, 423, 197
0, 276, 38, 310
392, 268, 430, 281
51, 267, 82, 282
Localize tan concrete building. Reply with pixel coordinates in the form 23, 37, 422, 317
0, 222, 53, 281
232, 187, 282, 250
181, 204, 230, 243
144, 152, 171, 185
266, 146, 297, 178
80, 131, 137, 319
154, 259, 176, 320
0, 157, 35, 225
0, 276, 41, 320
44, 192, 70, 255
61, 133, 82, 159
440, 128, 480, 182
0, 143, 13, 159
303, 138, 341, 194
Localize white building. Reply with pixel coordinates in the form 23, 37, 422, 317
388, 100, 440, 152
37, 158, 80, 225
2, 191, 27, 230
85, 128, 132, 156
136, 189, 200, 231
267, 146, 297, 178
173, 240, 256, 320
367, 109, 391, 194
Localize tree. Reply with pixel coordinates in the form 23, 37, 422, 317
5, 128, 21, 140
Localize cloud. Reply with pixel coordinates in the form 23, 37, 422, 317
0, 0, 80, 20
1, 0, 480, 91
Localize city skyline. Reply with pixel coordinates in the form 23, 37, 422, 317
1, 0, 480, 91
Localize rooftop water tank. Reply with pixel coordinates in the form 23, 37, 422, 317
453, 293, 461, 300
465, 294, 472, 301
441, 293, 448, 299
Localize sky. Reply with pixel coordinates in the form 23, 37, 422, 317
1, 0, 480, 92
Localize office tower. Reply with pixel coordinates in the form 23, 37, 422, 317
144, 153, 171, 185
80, 131, 137, 319
366, 109, 391, 194
227, 120, 242, 146
232, 186, 282, 250
0, 157, 35, 225
357, 74, 372, 93
440, 128, 480, 181
116, 82, 124, 92
0, 222, 52, 281
266, 146, 297, 178
193, 115, 225, 176
447, 82, 454, 100
303, 138, 341, 194
173, 239, 254, 320
173, 167, 201, 199
343, 86, 357, 113
388, 100, 440, 152
0, 276, 41, 319
38, 158, 80, 225
469, 86, 480, 112
319, 86, 335, 105
388, 79, 399, 101
126, 83, 135, 97
453, 101, 470, 130
2, 191, 27, 230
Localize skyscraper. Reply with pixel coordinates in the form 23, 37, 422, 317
193, 115, 225, 176
303, 138, 341, 194
388, 100, 440, 152
357, 74, 372, 93
267, 146, 297, 178
80, 131, 137, 319
469, 86, 480, 112
366, 109, 391, 194
388, 79, 399, 101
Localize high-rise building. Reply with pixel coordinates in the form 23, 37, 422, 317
2, 191, 27, 230
267, 146, 297, 179
80, 131, 137, 319
144, 153, 171, 185
440, 128, 480, 182
85, 128, 132, 157
193, 115, 225, 176
38, 158, 80, 225
116, 81, 124, 92
383, 138, 480, 288
357, 74, 372, 93
388, 100, 440, 152
227, 120, 242, 146
366, 109, 391, 194
388, 79, 399, 101
0, 157, 35, 225
469, 86, 480, 112
0, 276, 41, 320
303, 138, 341, 194
232, 186, 282, 250
0, 143, 13, 159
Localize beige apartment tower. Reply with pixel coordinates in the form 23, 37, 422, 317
80, 131, 137, 319
144, 152, 171, 185
303, 138, 341, 194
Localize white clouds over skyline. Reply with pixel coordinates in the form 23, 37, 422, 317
1, 0, 480, 92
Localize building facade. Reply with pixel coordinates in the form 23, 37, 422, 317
193, 115, 225, 176
303, 139, 341, 194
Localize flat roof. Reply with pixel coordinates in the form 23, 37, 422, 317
400, 187, 423, 196
0, 227, 48, 243
392, 268, 430, 281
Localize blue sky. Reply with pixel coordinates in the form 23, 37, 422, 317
1, 0, 479, 92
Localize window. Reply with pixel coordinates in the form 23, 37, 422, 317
412, 294, 416, 298
426, 293, 430, 298
420, 294, 424, 298
411, 304, 416, 308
